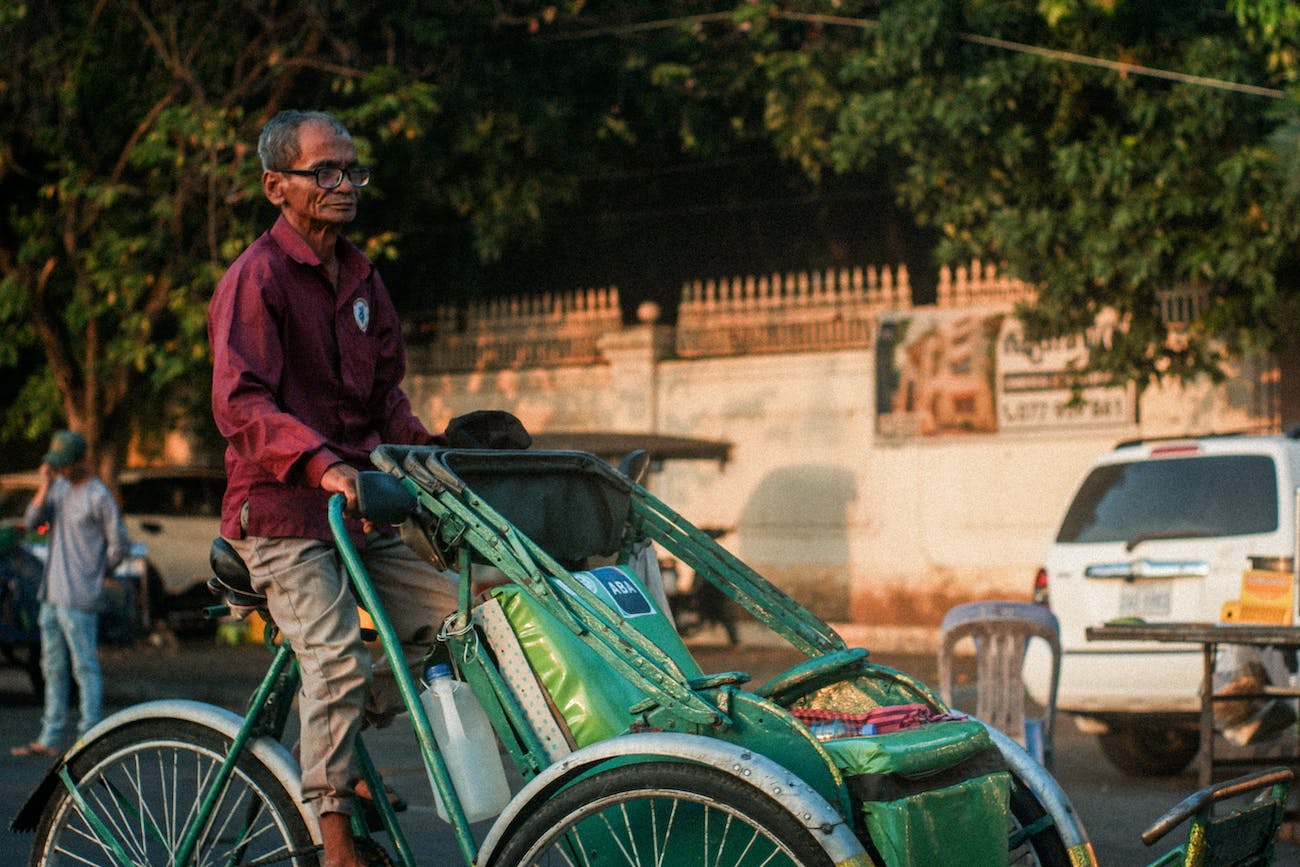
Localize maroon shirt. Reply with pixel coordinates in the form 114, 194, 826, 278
209, 215, 437, 541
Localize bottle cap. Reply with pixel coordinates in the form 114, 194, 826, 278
426, 662, 452, 680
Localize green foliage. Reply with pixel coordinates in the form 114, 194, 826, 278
1230, 0, 1300, 79
0, 1, 732, 466
0, 2, 452, 471
725, 0, 1300, 389
4, 0, 1300, 470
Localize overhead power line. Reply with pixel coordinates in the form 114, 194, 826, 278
961, 32, 1285, 98
540, 9, 1287, 100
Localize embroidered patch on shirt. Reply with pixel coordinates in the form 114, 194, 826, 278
353, 298, 370, 332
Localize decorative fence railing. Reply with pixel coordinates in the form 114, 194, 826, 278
936, 260, 1035, 308
405, 288, 622, 371
406, 261, 1048, 371
674, 266, 911, 358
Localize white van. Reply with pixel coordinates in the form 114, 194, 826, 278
1024, 433, 1300, 776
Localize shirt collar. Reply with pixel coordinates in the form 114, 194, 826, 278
269, 214, 322, 266
269, 214, 373, 287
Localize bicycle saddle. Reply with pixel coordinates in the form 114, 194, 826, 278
208, 537, 265, 608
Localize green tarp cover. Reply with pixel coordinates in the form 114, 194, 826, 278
822, 719, 994, 776
494, 565, 703, 747
824, 722, 1010, 866
861, 771, 1009, 866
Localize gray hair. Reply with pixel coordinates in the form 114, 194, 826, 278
257, 110, 352, 172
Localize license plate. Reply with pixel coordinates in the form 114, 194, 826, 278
1117, 584, 1172, 618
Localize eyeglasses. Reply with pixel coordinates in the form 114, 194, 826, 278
277, 165, 371, 190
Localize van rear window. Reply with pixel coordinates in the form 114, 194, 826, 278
1056, 455, 1278, 544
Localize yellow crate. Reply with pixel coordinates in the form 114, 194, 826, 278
1221, 599, 1292, 625
1221, 568, 1294, 625
1241, 568, 1292, 603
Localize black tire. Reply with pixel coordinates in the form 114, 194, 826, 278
1008, 773, 1073, 866
489, 761, 837, 866
1097, 726, 1200, 777
30, 717, 315, 866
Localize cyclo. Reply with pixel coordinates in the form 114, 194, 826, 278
13, 445, 1293, 865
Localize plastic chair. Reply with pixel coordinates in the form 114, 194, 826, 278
937, 600, 1061, 768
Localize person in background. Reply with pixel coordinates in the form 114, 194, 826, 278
208, 109, 457, 867
11, 430, 128, 758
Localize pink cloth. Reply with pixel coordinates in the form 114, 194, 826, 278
790, 703, 968, 738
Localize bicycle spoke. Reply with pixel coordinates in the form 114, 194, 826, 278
653, 797, 678, 867
52, 816, 123, 867
122, 752, 167, 856
83, 783, 145, 863
594, 806, 636, 865
510, 782, 814, 866
556, 825, 590, 867
36, 725, 312, 867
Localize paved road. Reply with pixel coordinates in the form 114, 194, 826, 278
2, 635, 1297, 866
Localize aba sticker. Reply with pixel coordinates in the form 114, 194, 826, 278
585, 566, 652, 617
353, 298, 370, 332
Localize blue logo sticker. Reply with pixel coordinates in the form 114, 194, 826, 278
587, 566, 652, 617
353, 298, 370, 332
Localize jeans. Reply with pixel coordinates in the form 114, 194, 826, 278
37, 603, 102, 748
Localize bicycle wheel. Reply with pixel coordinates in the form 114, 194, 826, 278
1008, 773, 1073, 867
30, 718, 315, 867
489, 761, 836, 866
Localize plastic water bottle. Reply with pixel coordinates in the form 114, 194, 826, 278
808, 719, 850, 741
420, 663, 512, 823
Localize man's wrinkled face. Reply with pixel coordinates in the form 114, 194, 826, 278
263, 120, 361, 228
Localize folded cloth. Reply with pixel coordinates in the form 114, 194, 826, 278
1222, 699, 1296, 747
791, 704, 968, 739
1213, 662, 1268, 730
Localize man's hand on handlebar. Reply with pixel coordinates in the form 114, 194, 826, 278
321, 463, 375, 532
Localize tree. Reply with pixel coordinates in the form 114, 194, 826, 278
0, 1, 718, 474
714, 0, 1300, 389
496, 1, 1300, 387
7, 0, 1299, 475
0, 1, 438, 478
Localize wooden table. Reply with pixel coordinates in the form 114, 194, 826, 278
1086, 621, 1300, 786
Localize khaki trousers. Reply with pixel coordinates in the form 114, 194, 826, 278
227, 534, 456, 817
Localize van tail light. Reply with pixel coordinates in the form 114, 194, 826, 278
1032, 567, 1050, 606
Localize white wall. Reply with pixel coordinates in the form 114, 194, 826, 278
405, 323, 1277, 644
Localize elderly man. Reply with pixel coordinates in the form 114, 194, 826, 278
208, 110, 456, 867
